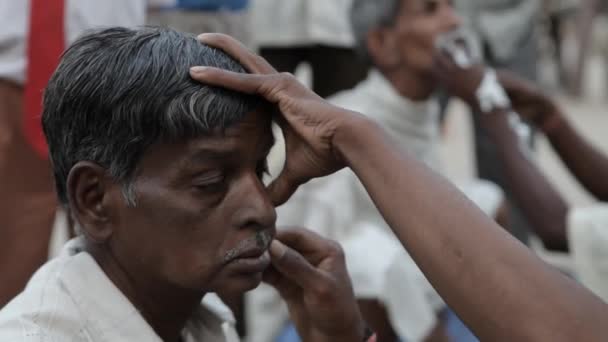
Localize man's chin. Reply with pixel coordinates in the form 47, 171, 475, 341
212, 271, 265, 295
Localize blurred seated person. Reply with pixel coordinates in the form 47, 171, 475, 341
0, 27, 367, 342
251, 0, 369, 98
248, 1, 506, 341
435, 57, 608, 301
148, 0, 253, 47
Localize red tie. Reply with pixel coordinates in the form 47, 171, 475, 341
24, 0, 66, 157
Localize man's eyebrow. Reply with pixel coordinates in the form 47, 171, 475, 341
186, 133, 275, 165
188, 145, 238, 165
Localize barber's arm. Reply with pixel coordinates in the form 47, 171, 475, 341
190, 33, 608, 341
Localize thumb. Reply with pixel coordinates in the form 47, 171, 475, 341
268, 240, 319, 289
267, 168, 299, 206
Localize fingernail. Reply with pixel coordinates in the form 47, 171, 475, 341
190, 66, 207, 74
269, 240, 287, 259
196, 33, 210, 41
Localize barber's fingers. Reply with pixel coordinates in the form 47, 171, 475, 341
197, 33, 276, 74
190, 67, 300, 105
268, 239, 322, 290
267, 169, 299, 207
190, 67, 276, 100
276, 229, 344, 265
266, 118, 302, 206
262, 265, 301, 300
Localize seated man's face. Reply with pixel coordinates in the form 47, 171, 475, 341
375, 0, 462, 75
106, 109, 276, 295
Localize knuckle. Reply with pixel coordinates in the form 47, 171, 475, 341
276, 72, 294, 88
313, 279, 337, 301
328, 241, 345, 258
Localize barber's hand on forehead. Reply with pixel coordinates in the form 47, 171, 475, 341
264, 229, 366, 342
190, 33, 363, 206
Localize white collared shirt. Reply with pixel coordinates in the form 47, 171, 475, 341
251, 0, 355, 48
0, 238, 239, 342
0, 0, 146, 84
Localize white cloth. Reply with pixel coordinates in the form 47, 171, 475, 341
568, 203, 608, 302
251, 0, 355, 48
0, 238, 239, 342
0, 0, 146, 84
248, 70, 504, 342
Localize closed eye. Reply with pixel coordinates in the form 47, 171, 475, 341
193, 172, 226, 192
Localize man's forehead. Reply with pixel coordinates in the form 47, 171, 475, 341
184, 112, 274, 158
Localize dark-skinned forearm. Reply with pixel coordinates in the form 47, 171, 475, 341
334, 116, 608, 341
483, 111, 569, 251
544, 112, 608, 202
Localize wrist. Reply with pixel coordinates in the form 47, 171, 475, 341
540, 111, 566, 137
474, 68, 512, 114
333, 112, 383, 168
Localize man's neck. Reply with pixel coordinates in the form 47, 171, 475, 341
379, 66, 436, 102
87, 244, 203, 342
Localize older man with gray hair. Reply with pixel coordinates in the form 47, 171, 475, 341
0, 27, 370, 342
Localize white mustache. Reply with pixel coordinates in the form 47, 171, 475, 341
223, 230, 273, 262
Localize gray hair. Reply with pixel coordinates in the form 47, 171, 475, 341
42, 26, 261, 206
350, 0, 403, 62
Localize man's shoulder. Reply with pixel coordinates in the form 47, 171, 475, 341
0, 257, 89, 341
328, 77, 374, 114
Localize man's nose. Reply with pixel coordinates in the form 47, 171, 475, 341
233, 172, 277, 230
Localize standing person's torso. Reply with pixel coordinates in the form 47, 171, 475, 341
0, 0, 147, 85
251, 0, 355, 48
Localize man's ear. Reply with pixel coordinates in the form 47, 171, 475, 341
366, 28, 400, 70
66, 161, 114, 243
